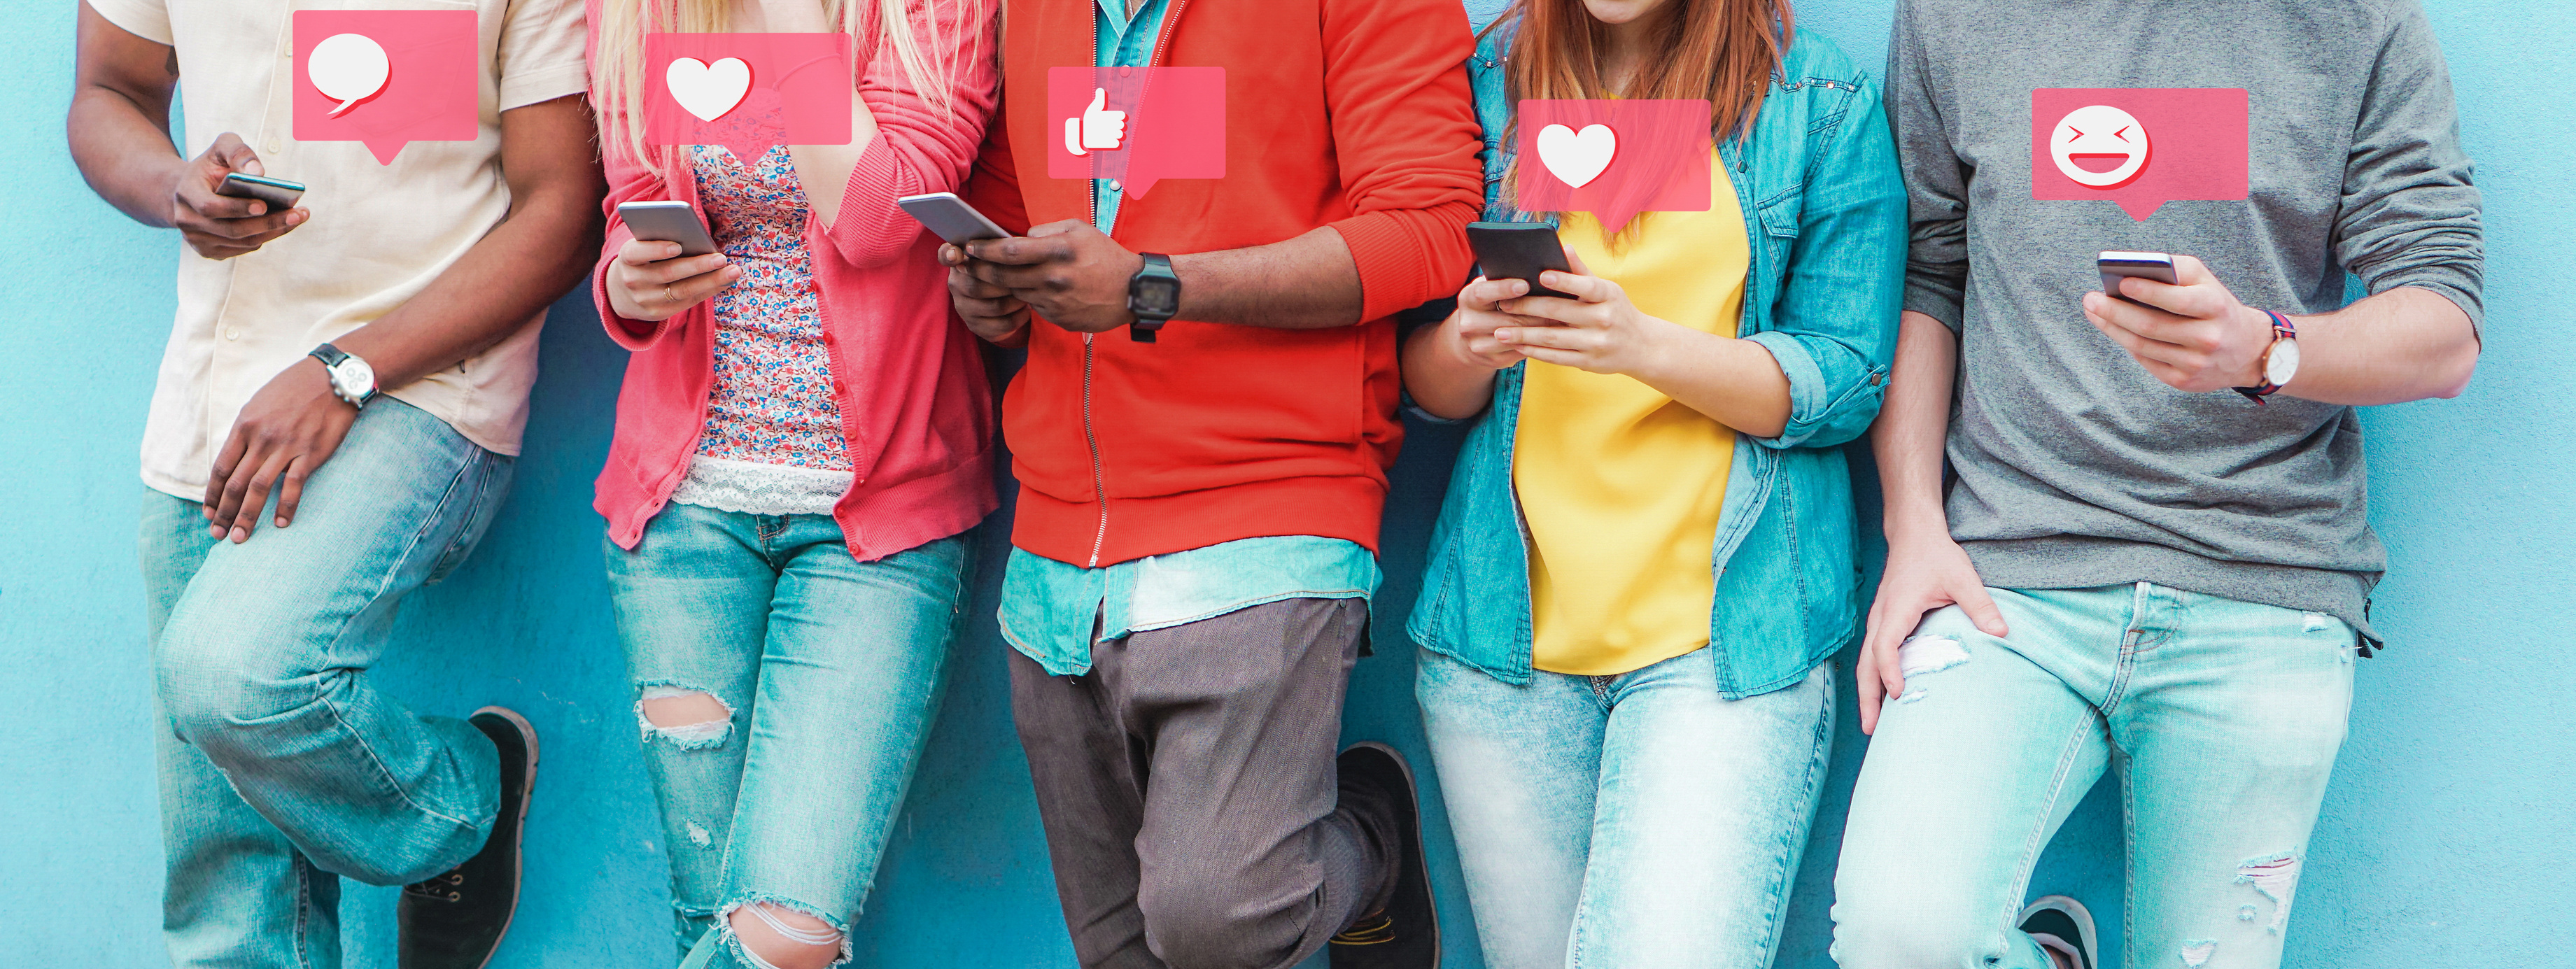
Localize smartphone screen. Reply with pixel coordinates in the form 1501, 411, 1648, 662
617, 201, 720, 257
1466, 221, 1577, 299
896, 192, 1012, 246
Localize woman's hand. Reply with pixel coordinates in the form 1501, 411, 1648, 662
606, 239, 738, 323
1855, 530, 2008, 735
1493, 248, 1683, 377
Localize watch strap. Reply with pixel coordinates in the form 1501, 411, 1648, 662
2230, 311, 2297, 405
309, 343, 351, 368
308, 343, 376, 407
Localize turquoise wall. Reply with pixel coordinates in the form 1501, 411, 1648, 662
4, 1, 2568, 966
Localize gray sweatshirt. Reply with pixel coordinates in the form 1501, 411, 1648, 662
1887, 0, 2483, 643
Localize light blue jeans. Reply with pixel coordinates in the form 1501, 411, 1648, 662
1831, 583, 2357, 969
1416, 646, 1836, 969
140, 397, 514, 969
604, 502, 971, 968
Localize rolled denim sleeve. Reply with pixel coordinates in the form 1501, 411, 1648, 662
1743, 73, 1908, 451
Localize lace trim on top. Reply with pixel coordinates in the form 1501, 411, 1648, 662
669, 455, 853, 516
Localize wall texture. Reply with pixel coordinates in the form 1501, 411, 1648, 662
3, 2, 2568, 966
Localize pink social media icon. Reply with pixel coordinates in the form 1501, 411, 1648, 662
1046, 66, 1225, 199
2029, 88, 2249, 220
1514, 99, 1713, 234
293, 10, 478, 165
645, 34, 854, 163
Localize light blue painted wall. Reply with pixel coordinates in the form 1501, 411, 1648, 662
3, 1, 2568, 966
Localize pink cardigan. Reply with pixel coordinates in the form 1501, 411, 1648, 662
588, 0, 1000, 561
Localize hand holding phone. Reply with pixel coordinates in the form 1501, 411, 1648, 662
608, 201, 736, 323
1466, 221, 1577, 299
172, 133, 307, 260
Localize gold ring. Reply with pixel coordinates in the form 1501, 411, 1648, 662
663, 284, 675, 304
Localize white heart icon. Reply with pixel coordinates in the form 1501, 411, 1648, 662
1535, 123, 1617, 188
665, 57, 752, 122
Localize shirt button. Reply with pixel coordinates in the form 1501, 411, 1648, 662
1106, 179, 1123, 193
223, 327, 241, 341
264, 139, 283, 154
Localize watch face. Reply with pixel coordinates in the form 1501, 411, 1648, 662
336, 358, 376, 399
2265, 337, 2300, 386
1132, 277, 1181, 318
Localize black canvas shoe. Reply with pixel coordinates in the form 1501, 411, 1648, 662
1330, 742, 1438, 969
2018, 895, 2099, 969
398, 707, 539, 969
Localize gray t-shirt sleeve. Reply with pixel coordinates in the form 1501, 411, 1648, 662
2335, 2, 2483, 330
1886, 1, 1969, 332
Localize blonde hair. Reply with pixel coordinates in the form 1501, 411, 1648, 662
592, 0, 967, 170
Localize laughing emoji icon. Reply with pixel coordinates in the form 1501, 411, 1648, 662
2049, 104, 2151, 188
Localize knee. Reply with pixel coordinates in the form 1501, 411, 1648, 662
724, 901, 845, 969
156, 618, 318, 754
1829, 889, 1999, 969
635, 684, 736, 750
1137, 875, 1295, 969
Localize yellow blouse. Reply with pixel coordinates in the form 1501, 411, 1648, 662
1514, 154, 1749, 676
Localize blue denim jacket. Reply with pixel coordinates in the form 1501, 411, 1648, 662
1404, 22, 1907, 698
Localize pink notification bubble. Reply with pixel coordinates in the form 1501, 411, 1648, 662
1046, 66, 1225, 199
645, 34, 852, 164
1514, 99, 1712, 234
293, 11, 477, 166
2030, 88, 2248, 221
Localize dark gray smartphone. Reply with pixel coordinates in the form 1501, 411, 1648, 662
2099, 250, 2179, 306
617, 201, 720, 257
1466, 220, 1577, 299
896, 192, 1012, 245
215, 172, 305, 208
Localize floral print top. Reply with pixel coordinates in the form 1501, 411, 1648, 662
691, 142, 852, 472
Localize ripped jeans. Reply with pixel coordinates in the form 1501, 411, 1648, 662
605, 503, 971, 967
1830, 583, 2356, 969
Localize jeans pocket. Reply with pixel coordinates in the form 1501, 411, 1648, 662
427, 453, 515, 584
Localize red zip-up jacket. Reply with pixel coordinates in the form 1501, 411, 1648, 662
966, 0, 1481, 567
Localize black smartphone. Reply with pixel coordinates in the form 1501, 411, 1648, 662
215, 172, 305, 208
896, 192, 1013, 245
617, 201, 721, 257
1466, 221, 1577, 299
2099, 250, 2179, 306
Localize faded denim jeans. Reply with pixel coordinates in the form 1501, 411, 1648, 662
1417, 647, 1836, 969
139, 397, 514, 969
1831, 583, 2356, 969
605, 503, 971, 968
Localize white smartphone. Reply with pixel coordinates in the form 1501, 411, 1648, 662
2098, 250, 2179, 306
617, 201, 720, 257
896, 192, 1012, 245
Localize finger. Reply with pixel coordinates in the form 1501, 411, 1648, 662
971, 260, 1066, 291
2119, 258, 2229, 320
274, 455, 311, 528
1500, 294, 1600, 326
179, 185, 268, 222
1459, 276, 1527, 311
634, 253, 734, 285
1875, 609, 1910, 700
965, 233, 1070, 266
1022, 219, 1088, 239
1957, 583, 2010, 638
1855, 640, 1887, 735
1537, 269, 1618, 305
210, 134, 263, 177
938, 243, 965, 266
227, 451, 293, 542
662, 265, 742, 307
950, 267, 1012, 299
619, 239, 687, 265
1561, 243, 1593, 277
2088, 307, 2197, 369
1495, 324, 1589, 351
954, 294, 1025, 318
1087, 87, 1106, 112
210, 443, 270, 542
195, 207, 305, 241
1505, 344, 1586, 369
203, 430, 252, 524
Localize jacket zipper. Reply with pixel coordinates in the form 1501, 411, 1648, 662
1076, 0, 1192, 567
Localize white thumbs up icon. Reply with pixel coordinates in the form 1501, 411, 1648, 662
1064, 87, 1127, 157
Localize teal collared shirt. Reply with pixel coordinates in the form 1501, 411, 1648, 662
998, 0, 1383, 677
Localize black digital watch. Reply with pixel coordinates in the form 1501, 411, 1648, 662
1126, 252, 1180, 343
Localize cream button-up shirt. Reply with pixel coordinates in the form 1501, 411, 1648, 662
90, 0, 589, 500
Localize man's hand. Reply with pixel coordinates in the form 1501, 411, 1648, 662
171, 134, 309, 260
1442, 276, 1536, 370
939, 243, 1032, 347
202, 358, 358, 543
955, 220, 1143, 334
2083, 254, 2274, 393
1856, 531, 2006, 735
606, 239, 737, 323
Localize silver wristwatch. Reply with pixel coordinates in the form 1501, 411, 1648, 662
309, 343, 379, 409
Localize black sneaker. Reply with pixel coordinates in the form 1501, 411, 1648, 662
2018, 895, 2099, 969
1330, 742, 1438, 969
399, 707, 539, 969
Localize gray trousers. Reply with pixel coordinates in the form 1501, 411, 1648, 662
1009, 597, 1395, 969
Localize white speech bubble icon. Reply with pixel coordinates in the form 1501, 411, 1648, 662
309, 33, 390, 116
